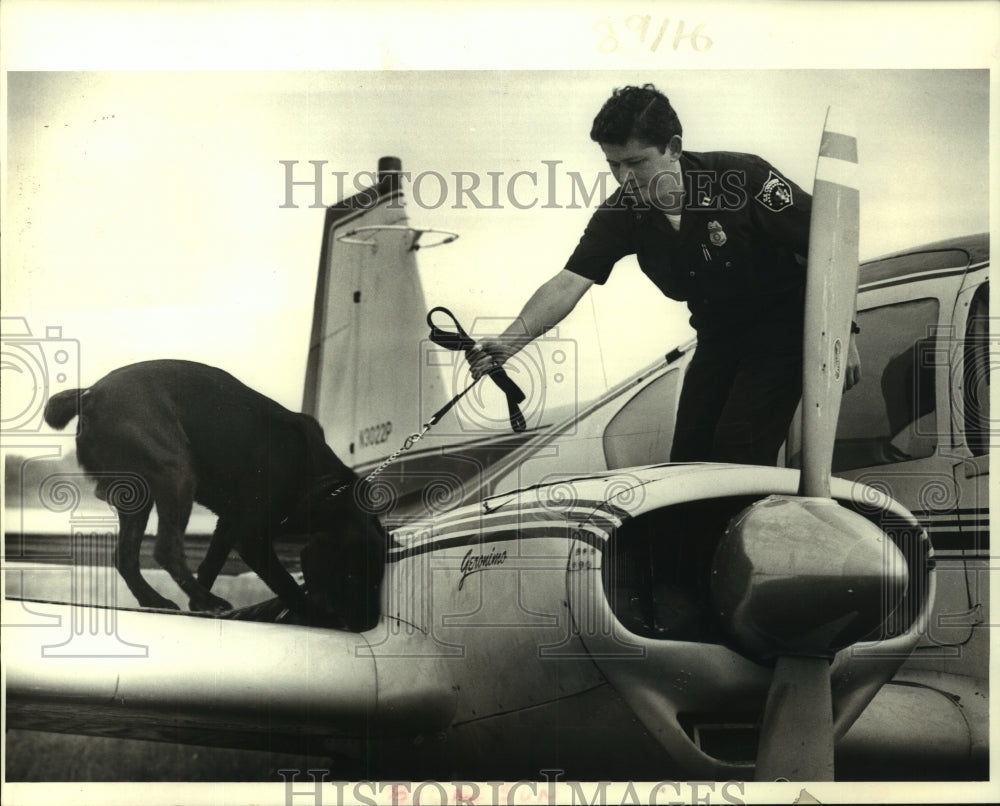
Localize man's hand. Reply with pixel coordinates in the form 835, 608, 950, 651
844, 333, 862, 391
467, 340, 519, 380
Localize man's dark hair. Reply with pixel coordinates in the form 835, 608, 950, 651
589, 83, 682, 153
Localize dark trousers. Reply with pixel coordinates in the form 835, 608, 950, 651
669, 309, 804, 466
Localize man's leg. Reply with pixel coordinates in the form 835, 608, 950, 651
670, 341, 741, 462
711, 345, 803, 466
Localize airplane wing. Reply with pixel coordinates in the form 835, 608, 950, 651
5, 599, 456, 755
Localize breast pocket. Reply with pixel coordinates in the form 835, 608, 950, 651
699, 240, 747, 300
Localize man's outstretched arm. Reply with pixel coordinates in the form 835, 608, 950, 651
467, 269, 594, 379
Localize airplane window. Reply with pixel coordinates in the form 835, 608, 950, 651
833, 298, 941, 472
603, 369, 682, 469
964, 282, 990, 457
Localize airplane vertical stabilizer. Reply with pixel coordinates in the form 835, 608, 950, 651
302, 157, 450, 473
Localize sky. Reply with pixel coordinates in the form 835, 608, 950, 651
1, 4, 995, 419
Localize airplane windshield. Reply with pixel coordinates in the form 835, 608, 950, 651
604, 369, 683, 469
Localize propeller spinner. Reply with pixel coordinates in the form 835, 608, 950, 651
711, 107, 909, 782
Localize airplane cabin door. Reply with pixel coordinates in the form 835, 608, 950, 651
829, 265, 989, 670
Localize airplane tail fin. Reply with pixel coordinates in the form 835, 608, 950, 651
302, 157, 452, 476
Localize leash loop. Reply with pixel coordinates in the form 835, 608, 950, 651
426, 306, 527, 433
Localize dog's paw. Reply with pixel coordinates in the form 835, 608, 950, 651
190, 594, 233, 614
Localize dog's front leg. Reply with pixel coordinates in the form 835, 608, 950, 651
235, 531, 312, 616
197, 517, 237, 591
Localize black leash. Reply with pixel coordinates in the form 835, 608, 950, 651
338, 307, 526, 493
426, 306, 526, 434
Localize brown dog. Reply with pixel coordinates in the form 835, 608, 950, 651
43, 359, 385, 631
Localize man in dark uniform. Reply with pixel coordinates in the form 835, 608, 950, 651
468, 83, 860, 466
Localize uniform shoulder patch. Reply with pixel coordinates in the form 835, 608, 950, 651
754, 169, 794, 212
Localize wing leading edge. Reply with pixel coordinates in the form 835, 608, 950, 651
4, 602, 456, 753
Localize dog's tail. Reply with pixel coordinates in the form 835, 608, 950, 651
43, 388, 86, 430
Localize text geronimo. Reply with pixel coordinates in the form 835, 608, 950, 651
459, 547, 508, 590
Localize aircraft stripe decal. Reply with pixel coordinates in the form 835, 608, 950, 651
924, 531, 989, 552
400, 508, 622, 541
388, 524, 609, 563
859, 265, 969, 292
395, 516, 613, 547
909, 509, 989, 552
408, 499, 624, 533
912, 509, 988, 520
389, 502, 624, 561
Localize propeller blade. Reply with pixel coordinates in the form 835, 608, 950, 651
799, 106, 860, 499
755, 656, 834, 782
737, 107, 864, 781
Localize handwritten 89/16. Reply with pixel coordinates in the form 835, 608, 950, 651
596, 16, 713, 54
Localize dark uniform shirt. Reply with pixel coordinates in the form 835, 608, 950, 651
564, 151, 811, 337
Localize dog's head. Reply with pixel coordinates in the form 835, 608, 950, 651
299, 501, 386, 632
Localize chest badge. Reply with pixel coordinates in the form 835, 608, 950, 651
707, 220, 727, 247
